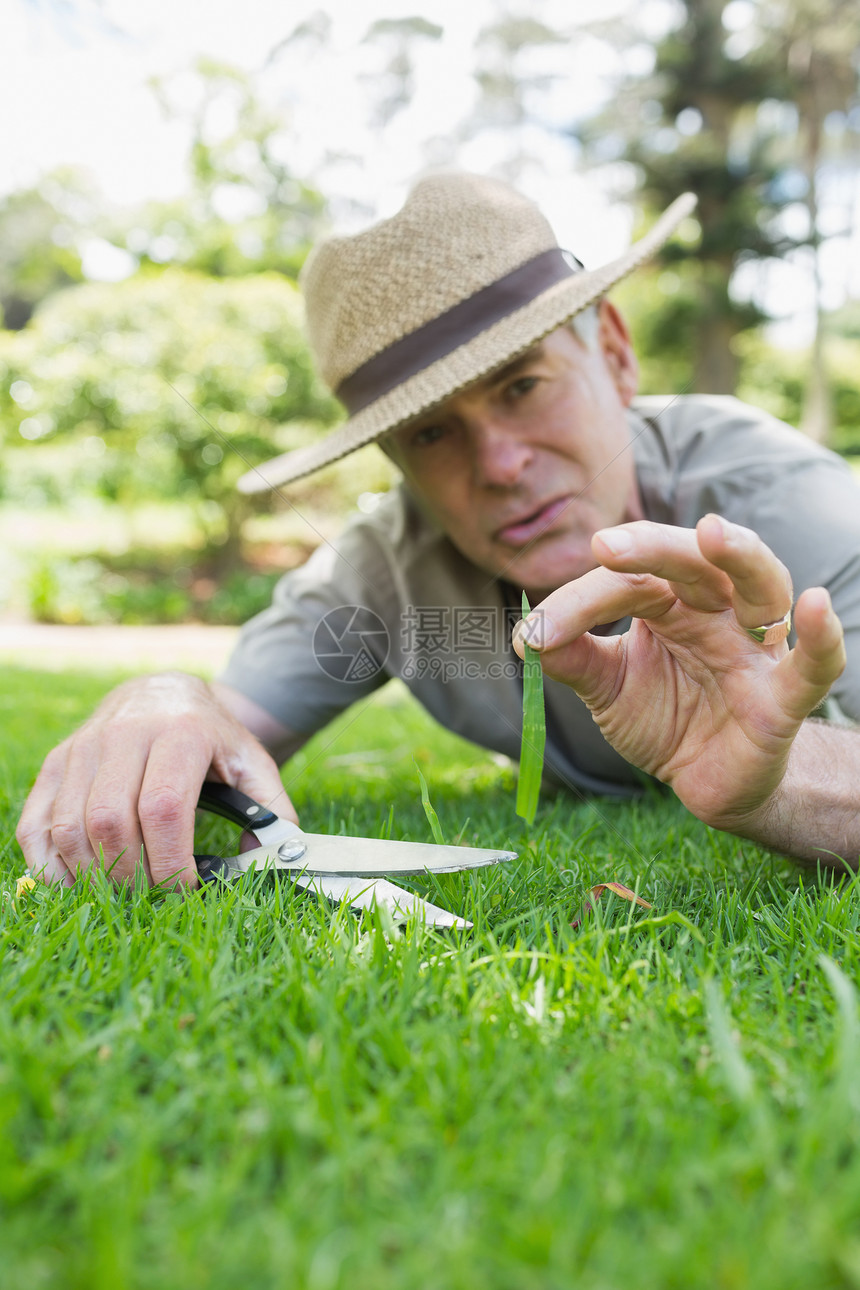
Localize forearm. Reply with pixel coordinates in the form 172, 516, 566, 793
729, 718, 860, 870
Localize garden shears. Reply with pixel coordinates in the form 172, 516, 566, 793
195, 782, 517, 929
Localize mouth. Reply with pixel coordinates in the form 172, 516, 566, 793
495, 496, 570, 547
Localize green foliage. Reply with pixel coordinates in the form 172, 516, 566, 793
0, 268, 339, 558
120, 195, 322, 282
0, 172, 88, 329
614, 263, 703, 395
733, 331, 805, 426
581, 4, 782, 391
465, 12, 570, 154
736, 332, 860, 456
830, 301, 860, 341
23, 551, 282, 626
6, 668, 860, 1287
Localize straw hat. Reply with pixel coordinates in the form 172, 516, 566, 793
238, 173, 697, 493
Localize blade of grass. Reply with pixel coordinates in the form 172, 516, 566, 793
414, 759, 446, 845
516, 591, 546, 826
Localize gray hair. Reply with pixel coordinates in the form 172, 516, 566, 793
568, 303, 600, 350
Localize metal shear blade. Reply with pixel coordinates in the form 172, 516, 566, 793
195, 781, 516, 929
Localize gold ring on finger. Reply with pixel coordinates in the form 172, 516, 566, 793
744, 608, 792, 646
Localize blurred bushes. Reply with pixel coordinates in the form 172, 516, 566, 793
0, 268, 340, 558
0, 265, 404, 624
26, 551, 283, 626
0, 176, 88, 330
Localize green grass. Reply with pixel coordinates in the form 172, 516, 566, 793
516, 591, 546, 827
3, 666, 860, 1289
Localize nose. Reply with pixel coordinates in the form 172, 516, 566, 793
470, 418, 533, 488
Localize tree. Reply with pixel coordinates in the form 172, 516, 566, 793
360, 16, 444, 129
577, 0, 860, 410
578, 0, 799, 393
122, 60, 328, 281
755, 0, 860, 441
457, 14, 571, 184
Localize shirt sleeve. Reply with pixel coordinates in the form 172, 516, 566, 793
218, 523, 392, 734
654, 399, 860, 722
722, 459, 860, 722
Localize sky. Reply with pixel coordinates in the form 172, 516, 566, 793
1, 0, 664, 266
3, 0, 858, 345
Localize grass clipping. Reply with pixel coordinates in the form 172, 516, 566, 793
414, 759, 446, 845
516, 592, 546, 826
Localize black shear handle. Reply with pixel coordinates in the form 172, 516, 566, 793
194, 782, 278, 884
196, 781, 280, 832
195, 854, 233, 884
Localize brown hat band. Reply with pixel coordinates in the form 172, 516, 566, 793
335, 246, 579, 416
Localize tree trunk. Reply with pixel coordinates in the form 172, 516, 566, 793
801, 334, 832, 443
799, 97, 833, 443
693, 311, 739, 393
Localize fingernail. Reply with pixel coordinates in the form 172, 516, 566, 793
514, 612, 555, 652
704, 513, 733, 545
596, 528, 632, 556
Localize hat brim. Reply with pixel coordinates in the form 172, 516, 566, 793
239, 192, 697, 494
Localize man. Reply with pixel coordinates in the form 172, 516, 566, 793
17, 172, 858, 886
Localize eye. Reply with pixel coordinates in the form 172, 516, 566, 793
505, 375, 538, 401
411, 423, 447, 448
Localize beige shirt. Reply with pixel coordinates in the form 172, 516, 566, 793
221, 395, 860, 795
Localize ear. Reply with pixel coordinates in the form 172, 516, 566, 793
596, 300, 639, 406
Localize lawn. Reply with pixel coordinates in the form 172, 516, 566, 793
3, 665, 860, 1289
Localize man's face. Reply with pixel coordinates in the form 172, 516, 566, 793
382, 302, 644, 602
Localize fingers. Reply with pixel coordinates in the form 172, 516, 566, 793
527, 517, 792, 648
694, 514, 793, 631
136, 731, 214, 887
533, 628, 628, 714
516, 518, 785, 657
592, 516, 793, 628
16, 744, 76, 887
593, 521, 734, 612
17, 673, 292, 891
514, 563, 676, 654
52, 733, 151, 885
771, 586, 846, 722
510, 515, 803, 712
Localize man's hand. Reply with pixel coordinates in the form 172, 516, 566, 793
513, 515, 846, 843
17, 672, 294, 888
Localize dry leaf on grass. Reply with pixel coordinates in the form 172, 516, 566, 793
571, 881, 652, 929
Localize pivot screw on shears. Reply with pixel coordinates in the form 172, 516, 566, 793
277, 839, 308, 863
